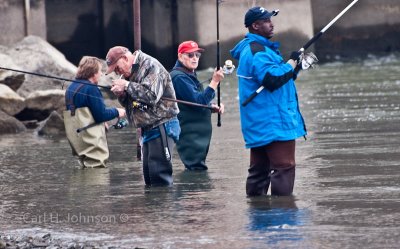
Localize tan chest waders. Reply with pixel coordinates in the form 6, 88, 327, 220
63, 84, 109, 168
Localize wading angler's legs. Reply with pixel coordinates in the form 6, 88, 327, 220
267, 140, 296, 196
142, 136, 174, 186
246, 140, 296, 196
246, 146, 271, 196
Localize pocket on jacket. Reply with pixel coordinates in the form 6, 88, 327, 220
279, 102, 299, 130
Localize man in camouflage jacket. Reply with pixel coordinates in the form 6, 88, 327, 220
106, 46, 180, 186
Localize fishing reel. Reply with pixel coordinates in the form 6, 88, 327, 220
222, 60, 236, 75
299, 52, 319, 70
111, 118, 129, 129
132, 101, 148, 111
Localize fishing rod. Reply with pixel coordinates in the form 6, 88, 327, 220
0, 66, 112, 90
0, 66, 218, 110
77, 118, 128, 133
216, 0, 222, 126
163, 97, 215, 110
241, 0, 359, 107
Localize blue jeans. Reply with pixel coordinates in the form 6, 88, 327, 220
142, 117, 180, 144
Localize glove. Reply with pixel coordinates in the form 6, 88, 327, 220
290, 51, 302, 62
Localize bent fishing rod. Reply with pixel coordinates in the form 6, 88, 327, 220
0, 66, 214, 110
241, 0, 359, 107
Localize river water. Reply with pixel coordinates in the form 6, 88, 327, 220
1, 54, 400, 248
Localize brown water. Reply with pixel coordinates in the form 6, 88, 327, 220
1, 54, 400, 248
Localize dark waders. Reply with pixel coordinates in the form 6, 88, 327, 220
142, 124, 174, 186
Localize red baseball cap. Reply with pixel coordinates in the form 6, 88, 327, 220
178, 41, 204, 54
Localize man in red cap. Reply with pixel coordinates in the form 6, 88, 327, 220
106, 46, 180, 186
170, 40, 224, 171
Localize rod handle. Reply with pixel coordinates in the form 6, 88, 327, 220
242, 86, 264, 106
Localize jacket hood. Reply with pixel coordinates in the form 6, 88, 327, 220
230, 32, 280, 60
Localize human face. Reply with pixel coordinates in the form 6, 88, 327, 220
92, 66, 102, 84
179, 52, 201, 71
88, 64, 102, 84
114, 55, 131, 78
253, 18, 274, 39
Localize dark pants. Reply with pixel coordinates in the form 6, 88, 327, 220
142, 135, 175, 186
246, 140, 296, 196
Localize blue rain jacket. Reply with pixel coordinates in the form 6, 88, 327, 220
230, 33, 306, 148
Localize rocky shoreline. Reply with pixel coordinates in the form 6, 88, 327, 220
0, 233, 111, 249
0, 232, 149, 249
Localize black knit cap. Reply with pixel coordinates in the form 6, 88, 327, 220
244, 6, 278, 28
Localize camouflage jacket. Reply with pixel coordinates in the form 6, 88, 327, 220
118, 50, 179, 129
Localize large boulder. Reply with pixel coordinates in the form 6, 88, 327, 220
15, 89, 65, 122
0, 54, 25, 91
4, 36, 77, 98
0, 84, 25, 116
0, 110, 26, 134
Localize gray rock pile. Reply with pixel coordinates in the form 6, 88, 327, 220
0, 35, 118, 136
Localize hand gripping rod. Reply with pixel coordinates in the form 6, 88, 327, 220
241, 0, 359, 107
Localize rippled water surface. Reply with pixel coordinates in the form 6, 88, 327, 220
1, 54, 400, 248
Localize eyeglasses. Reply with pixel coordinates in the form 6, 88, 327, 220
184, 52, 202, 59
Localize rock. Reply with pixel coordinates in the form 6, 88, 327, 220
37, 111, 65, 136
41, 233, 51, 240
0, 36, 120, 131
0, 239, 6, 249
0, 84, 25, 116
32, 237, 50, 247
0, 53, 25, 91
5, 35, 77, 98
25, 89, 65, 112
15, 89, 65, 122
22, 120, 39, 129
0, 110, 26, 134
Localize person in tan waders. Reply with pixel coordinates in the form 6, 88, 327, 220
64, 56, 126, 168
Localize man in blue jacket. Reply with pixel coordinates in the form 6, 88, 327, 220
230, 6, 306, 196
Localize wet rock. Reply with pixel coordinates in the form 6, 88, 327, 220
42, 233, 51, 240
0, 110, 26, 134
0, 233, 120, 249
0, 84, 25, 116
37, 111, 65, 136
0, 239, 6, 249
67, 242, 77, 249
31, 237, 50, 247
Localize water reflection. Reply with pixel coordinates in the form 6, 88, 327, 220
247, 196, 308, 246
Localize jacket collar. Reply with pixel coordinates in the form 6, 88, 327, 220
173, 60, 197, 77
245, 32, 280, 51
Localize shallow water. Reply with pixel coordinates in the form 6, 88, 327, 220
1, 54, 400, 248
